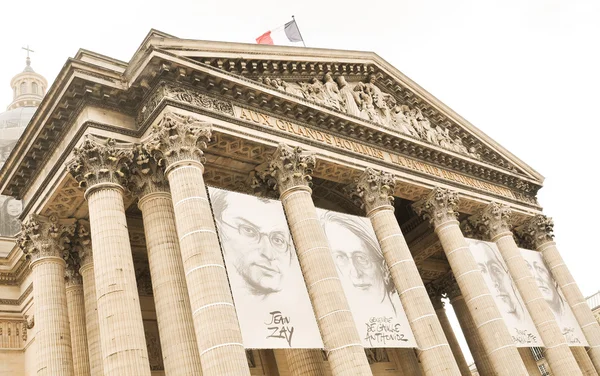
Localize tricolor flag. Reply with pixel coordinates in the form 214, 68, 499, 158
256, 19, 305, 46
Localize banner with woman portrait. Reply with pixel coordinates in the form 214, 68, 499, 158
467, 239, 543, 347
519, 248, 588, 346
317, 208, 416, 348
208, 187, 323, 349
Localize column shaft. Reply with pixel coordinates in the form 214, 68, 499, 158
435, 220, 526, 375
539, 241, 600, 371
65, 282, 91, 376
281, 187, 372, 375
139, 192, 203, 375
572, 347, 599, 376
432, 299, 471, 376
166, 162, 249, 375
80, 263, 104, 376
284, 349, 327, 376
87, 186, 150, 375
32, 258, 75, 376
494, 232, 581, 374
450, 295, 495, 376
392, 348, 422, 376
518, 348, 541, 375
369, 208, 460, 375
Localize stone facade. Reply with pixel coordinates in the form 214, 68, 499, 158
0, 29, 595, 376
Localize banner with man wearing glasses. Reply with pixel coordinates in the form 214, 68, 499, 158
208, 187, 323, 349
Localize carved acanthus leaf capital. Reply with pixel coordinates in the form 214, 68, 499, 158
74, 220, 93, 268
64, 251, 82, 286
412, 187, 459, 227
67, 135, 135, 190
437, 273, 462, 300
265, 144, 316, 194
348, 168, 395, 214
17, 215, 76, 262
469, 202, 513, 240
144, 112, 212, 169
515, 214, 554, 249
130, 145, 169, 198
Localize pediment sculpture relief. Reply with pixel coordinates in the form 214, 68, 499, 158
259, 73, 480, 159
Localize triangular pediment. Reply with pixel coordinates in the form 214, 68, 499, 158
128, 30, 542, 188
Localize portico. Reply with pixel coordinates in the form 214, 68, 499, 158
0, 29, 596, 376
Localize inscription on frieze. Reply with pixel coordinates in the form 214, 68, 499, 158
259, 73, 480, 159
235, 106, 521, 201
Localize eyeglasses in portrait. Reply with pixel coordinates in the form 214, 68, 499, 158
209, 187, 323, 349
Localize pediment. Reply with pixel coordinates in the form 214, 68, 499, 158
130, 30, 542, 188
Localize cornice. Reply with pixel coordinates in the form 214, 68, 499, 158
0, 284, 32, 306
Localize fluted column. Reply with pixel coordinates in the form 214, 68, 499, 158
518, 215, 600, 372
572, 347, 599, 376
65, 253, 91, 376
518, 348, 542, 375
18, 215, 76, 376
413, 188, 527, 375
144, 112, 249, 375
429, 294, 470, 376
133, 150, 203, 375
350, 168, 460, 375
470, 203, 582, 375
392, 348, 422, 376
284, 350, 327, 376
68, 135, 150, 376
266, 144, 371, 375
76, 226, 104, 376
447, 284, 495, 376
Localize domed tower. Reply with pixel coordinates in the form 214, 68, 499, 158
0, 51, 46, 237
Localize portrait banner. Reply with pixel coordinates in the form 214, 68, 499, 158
520, 248, 588, 346
317, 208, 417, 348
208, 187, 323, 349
467, 238, 543, 347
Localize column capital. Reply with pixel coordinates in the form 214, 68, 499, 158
74, 220, 93, 269
348, 167, 395, 215
67, 135, 135, 194
515, 214, 554, 249
412, 187, 459, 227
266, 143, 316, 195
469, 202, 513, 240
144, 111, 212, 172
18, 215, 76, 262
65, 252, 82, 286
131, 145, 169, 200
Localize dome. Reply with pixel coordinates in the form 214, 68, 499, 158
0, 106, 36, 130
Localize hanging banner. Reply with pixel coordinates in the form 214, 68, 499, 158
317, 208, 417, 348
0, 131, 23, 237
519, 248, 588, 346
208, 187, 323, 349
466, 239, 544, 347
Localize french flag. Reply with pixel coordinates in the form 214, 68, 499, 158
256, 19, 305, 46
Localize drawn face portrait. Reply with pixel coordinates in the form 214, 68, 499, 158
525, 259, 562, 315
323, 217, 387, 306
475, 242, 521, 318
213, 191, 292, 296
5, 199, 22, 217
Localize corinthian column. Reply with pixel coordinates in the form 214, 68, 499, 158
517, 215, 600, 372
144, 112, 249, 375
132, 148, 203, 375
446, 279, 495, 376
265, 144, 372, 376
470, 203, 582, 375
413, 188, 527, 375
65, 252, 91, 376
18, 215, 76, 376
68, 135, 150, 376
349, 168, 460, 375
75, 224, 104, 376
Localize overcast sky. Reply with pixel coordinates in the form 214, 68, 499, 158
1, 0, 598, 366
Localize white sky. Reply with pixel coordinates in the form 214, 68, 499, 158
1, 0, 598, 366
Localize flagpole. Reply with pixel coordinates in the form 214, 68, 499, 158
292, 15, 307, 47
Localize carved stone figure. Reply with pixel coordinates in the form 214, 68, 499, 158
336, 76, 361, 117
322, 73, 343, 111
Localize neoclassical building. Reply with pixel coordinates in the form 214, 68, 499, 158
0, 29, 598, 376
